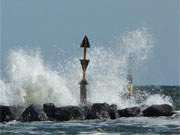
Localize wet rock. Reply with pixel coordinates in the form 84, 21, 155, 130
86, 103, 110, 119
54, 106, 83, 121
20, 104, 48, 122
142, 104, 175, 117
10, 106, 26, 120
136, 105, 149, 116
43, 103, 56, 120
109, 104, 119, 119
118, 107, 141, 117
0, 106, 15, 122
44, 103, 85, 121
80, 105, 92, 119
1, 103, 175, 122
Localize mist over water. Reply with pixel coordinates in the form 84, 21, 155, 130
0, 28, 173, 108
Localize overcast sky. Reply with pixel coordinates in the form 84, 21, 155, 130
0, 0, 179, 85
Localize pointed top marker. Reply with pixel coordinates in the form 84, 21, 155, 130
80, 59, 90, 71
81, 35, 90, 48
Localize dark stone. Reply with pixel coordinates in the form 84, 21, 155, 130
43, 103, 56, 120
86, 103, 110, 119
54, 106, 83, 121
118, 107, 141, 117
142, 104, 175, 117
109, 104, 119, 119
44, 104, 86, 121
10, 106, 26, 120
138, 105, 149, 116
1, 103, 175, 123
20, 104, 48, 122
0, 106, 15, 122
80, 105, 92, 119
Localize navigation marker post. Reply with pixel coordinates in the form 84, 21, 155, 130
127, 55, 133, 96
80, 35, 90, 104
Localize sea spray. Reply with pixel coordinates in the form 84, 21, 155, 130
144, 94, 173, 106
88, 28, 154, 108
0, 28, 173, 108
1, 49, 77, 106
0, 80, 10, 105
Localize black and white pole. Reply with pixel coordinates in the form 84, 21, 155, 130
80, 35, 90, 104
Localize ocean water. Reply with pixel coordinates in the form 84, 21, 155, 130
0, 28, 179, 134
0, 86, 180, 135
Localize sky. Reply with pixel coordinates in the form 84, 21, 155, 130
0, 0, 179, 85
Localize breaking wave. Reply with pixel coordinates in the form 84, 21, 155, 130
0, 27, 173, 108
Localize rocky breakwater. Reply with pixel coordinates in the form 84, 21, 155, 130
0, 103, 175, 123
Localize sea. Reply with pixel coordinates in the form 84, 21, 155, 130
0, 87, 179, 135
0, 28, 179, 134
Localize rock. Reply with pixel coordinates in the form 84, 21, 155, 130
118, 107, 141, 117
44, 103, 86, 121
43, 103, 56, 120
10, 106, 26, 120
139, 105, 149, 116
20, 104, 48, 122
44, 103, 85, 121
109, 104, 119, 119
80, 105, 92, 119
86, 103, 110, 119
1, 103, 174, 122
142, 104, 175, 117
54, 106, 83, 121
0, 106, 15, 122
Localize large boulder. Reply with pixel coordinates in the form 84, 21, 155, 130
43, 103, 56, 120
86, 103, 110, 119
109, 104, 119, 119
142, 104, 175, 117
10, 106, 26, 120
44, 103, 87, 121
80, 105, 92, 119
54, 106, 83, 121
0, 106, 15, 122
118, 107, 141, 117
20, 104, 48, 122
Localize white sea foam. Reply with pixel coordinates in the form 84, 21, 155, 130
144, 94, 173, 106
0, 27, 173, 108
0, 49, 77, 106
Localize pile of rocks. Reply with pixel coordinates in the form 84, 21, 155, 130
0, 103, 175, 122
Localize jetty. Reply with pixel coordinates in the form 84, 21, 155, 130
0, 36, 176, 123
